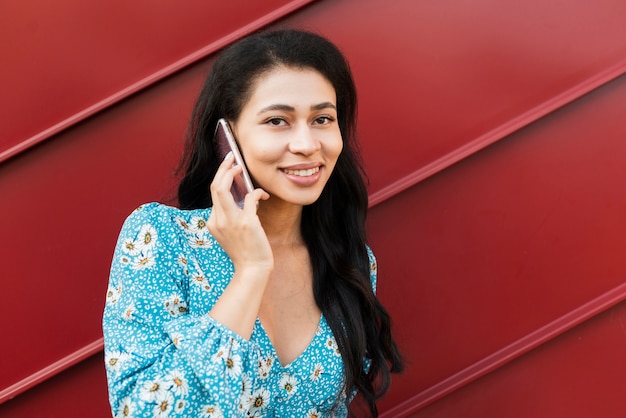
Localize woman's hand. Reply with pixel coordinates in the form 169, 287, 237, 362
207, 152, 274, 274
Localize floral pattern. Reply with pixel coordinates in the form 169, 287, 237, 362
103, 203, 377, 417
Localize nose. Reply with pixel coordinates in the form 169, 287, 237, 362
288, 124, 321, 155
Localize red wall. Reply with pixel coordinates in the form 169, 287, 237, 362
2, 0, 626, 416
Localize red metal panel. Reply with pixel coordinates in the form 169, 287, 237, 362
407, 299, 626, 418
0, 62, 207, 401
0, 0, 317, 161
374, 73, 626, 414
0, 355, 109, 418
286, 0, 626, 194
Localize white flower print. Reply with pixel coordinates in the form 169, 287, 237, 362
164, 294, 187, 317
240, 372, 252, 396
225, 353, 243, 378
139, 377, 167, 403
122, 238, 141, 256
310, 363, 324, 381
115, 396, 135, 418
230, 337, 241, 351
238, 373, 253, 411
120, 255, 131, 265
169, 332, 183, 348
174, 216, 191, 232
131, 251, 156, 270
105, 284, 122, 305
188, 235, 212, 249
239, 393, 252, 413
152, 391, 175, 417
211, 346, 227, 363
191, 273, 211, 292
136, 224, 157, 252
248, 388, 271, 415
257, 356, 274, 380
179, 216, 212, 249
122, 303, 135, 322
189, 216, 209, 235
174, 399, 186, 413
324, 336, 341, 356
105, 351, 130, 375
306, 408, 322, 418
278, 373, 298, 398
165, 369, 189, 396
199, 404, 224, 418
177, 254, 190, 274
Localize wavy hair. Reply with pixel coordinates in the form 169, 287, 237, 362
177, 28, 403, 416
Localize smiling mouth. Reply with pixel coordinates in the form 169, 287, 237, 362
282, 167, 320, 176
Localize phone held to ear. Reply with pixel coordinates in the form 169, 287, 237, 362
214, 118, 255, 206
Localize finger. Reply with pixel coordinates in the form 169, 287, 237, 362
212, 152, 237, 190
242, 188, 270, 214
211, 153, 244, 211
213, 151, 247, 194
209, 171, 243, 236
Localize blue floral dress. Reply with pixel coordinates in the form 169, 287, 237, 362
103, 203, 377, 418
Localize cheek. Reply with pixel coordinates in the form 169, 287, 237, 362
241, 143, 282, 177
328, 136, 344, 162
232, 125, 279, 165
246, 144, 281, 164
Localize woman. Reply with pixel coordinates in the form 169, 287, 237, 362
103, 29, 403, 417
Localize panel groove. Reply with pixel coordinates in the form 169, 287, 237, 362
0, 338, 103, 405
8, 281, 625, 409
0, 0, 317, 164
369, 61, 626, 208
380, 282, 626, 418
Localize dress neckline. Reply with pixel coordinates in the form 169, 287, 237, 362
254, 314, 325, 369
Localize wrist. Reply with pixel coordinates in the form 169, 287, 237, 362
233, 264, 273, 283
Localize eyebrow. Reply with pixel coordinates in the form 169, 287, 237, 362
257, 102, 337, 115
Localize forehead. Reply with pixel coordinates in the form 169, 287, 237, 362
243, 66, 336, 111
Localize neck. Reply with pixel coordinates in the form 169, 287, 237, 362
257, 199, 304, 246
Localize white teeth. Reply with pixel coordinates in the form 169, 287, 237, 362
283, 167, 320, 176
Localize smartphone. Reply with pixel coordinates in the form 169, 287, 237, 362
214, 118, 255, 206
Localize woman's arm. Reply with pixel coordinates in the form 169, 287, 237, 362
103, 204, 258, 417
206, 152, 273, 339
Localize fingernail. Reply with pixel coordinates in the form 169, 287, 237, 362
224, 151, 233, 160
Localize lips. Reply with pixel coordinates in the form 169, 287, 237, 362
282, 167, 320, 177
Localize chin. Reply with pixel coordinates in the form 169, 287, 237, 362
270, 190, 325, 207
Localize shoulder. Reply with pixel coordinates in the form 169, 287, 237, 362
119, 203, 213, 234
115, 203, 214, 253
116, 203, 172, 247
121, 202, 212, 225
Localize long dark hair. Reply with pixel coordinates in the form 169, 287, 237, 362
178, 28, 403, 416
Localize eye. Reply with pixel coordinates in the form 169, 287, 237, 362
313, 115, 335, 125
266, 117, 287, 127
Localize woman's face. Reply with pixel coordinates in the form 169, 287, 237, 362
231, 66, 343, 207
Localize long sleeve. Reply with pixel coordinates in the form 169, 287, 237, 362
103, 204, 260, 417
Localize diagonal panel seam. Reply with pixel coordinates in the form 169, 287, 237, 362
0, 338, 104, 405
369, 59, 626, 209
380, 281, 626, 418
4, 282, 625, 408
0, 0, 317, 165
